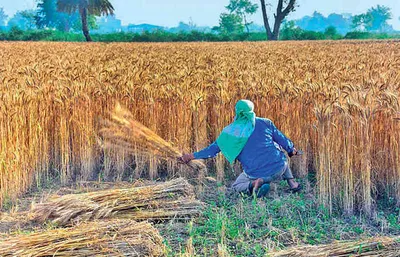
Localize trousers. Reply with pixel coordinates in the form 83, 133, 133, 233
231, 162, 294, 193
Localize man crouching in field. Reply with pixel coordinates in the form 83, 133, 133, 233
179, 99, 302, 197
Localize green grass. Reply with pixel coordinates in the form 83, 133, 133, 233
1, 195, 14, 212
159, 181, 400, 257
1, 27, 400, 42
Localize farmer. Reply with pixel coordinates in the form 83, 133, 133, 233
179, 99, 302, 197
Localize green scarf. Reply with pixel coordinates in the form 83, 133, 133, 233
216, 100, 256, 164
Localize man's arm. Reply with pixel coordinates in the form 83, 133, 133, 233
194, 141, 221, 159
179, 141, 221, 163
267, 120, 296, 156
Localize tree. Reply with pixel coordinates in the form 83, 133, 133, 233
36, 0, 58, 29
294, 12, 353, 35
36, 0, 76, 31
226, 0, 258, 33
352, 5, 392, 32
324, 26, 339, 39
306, 12, 325, 31
259, 0, 297, 40
368, 5, 392, 32
8, 10, 37, 30
72, 13, 98, 32
57, 0, 114, 42
0, 7, 8, 28
326, 13, 352, 35
217, 13, 244, 35
352, 14, 370, 31
280, 20, 302, 40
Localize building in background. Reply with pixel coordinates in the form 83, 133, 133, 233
93, 16, 122, 33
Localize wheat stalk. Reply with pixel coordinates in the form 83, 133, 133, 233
0, 219, 165, 257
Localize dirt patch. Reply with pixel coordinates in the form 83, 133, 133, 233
0, 211, 40, 234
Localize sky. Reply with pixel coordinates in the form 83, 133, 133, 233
1, 0, 399, 29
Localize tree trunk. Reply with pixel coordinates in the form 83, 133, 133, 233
260, 0, 274, 40
243, 14, 250, 34
271, 16, 283, 40
269, 33, 279, 41
80, 7, 92, 42
63, 17, 70, 32
260, 0, 296, 41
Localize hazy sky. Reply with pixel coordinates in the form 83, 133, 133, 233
1, 0, 399, 29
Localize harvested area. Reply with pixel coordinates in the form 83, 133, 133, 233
0, 220, 164, 257
1, 177, 400, 256
32, 178, 202, 226
158, 179, 400, 256
270, 236, 400, 257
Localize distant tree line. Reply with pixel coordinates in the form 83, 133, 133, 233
0, 0, 399, 42
0, 0, 113, 41
2, 27, 399, 42
294, 5, 394, 35
279, 21, 399, 40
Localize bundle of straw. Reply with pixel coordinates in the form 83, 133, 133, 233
0, 220, 164, 256
33, 178, 202, 226
99, 102, 206, 174
270, 236, 400, 257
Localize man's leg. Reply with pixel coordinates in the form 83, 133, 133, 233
231, 173, 269, 196
261, 163, 289, 183
231, 172, 253, 194
281, 162, 299, 189
261, 162, 299, 189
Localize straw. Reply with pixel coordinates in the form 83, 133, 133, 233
0, 219, 164, 257
32, 178, 202, 226
270, 236, 400, 257
99, 102, 206, 176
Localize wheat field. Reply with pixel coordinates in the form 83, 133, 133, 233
0, 41, 399, 215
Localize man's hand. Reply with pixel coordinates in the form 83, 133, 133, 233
177, 153, 195, 164
288, 148, 301, 157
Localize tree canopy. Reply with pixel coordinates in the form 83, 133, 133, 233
294, 12, 353, 35
217, 13, 244, 34
215, 0, 258, 35
36, 0, 78, 31
57, 0, 114, 41
8, 10, 37, 30
57, 0, 114, 16
226, 0, 258, 33
0, 7, 8, 28
352, 5, 393, 32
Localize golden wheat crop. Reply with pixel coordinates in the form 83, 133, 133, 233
0, 41, 399, 216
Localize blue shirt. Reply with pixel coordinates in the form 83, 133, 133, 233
193, 117, 294, 179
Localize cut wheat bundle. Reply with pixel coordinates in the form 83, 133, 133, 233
98, 103, 206, 177
270, 236, 400, 257
0, 219, 164, 257
32, 178, 202, 226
